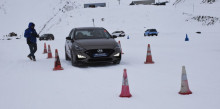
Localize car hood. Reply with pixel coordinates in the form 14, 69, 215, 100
75, 39, 118, 49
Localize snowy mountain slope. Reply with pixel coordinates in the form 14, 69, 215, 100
1, 0, 219, 37
1, 0, 220, 109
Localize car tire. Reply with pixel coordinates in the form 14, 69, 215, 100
65, 47, 70, 61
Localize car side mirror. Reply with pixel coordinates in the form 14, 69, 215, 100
66, 37, 71, 40
112, 35, 117, 38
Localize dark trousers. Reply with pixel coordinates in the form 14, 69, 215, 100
28, 43, 37, 58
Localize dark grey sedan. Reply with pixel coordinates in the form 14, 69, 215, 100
65, 27, 121, 66
39, 34, 54, 41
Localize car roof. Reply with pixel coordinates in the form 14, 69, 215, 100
147, 29, 157, 30
74, 27, 105, 30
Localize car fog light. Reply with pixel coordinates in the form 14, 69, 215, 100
114, 53, 120, 57
77, 54, 86, 59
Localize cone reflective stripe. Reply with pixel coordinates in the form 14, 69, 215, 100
120, 69, 132, 97
179, 66, 192, 95
144, 44, 154, 64
53, 49, 63, 71
118, 41, 124, 54
47, 45, 52, 58
43, 43, 47, 54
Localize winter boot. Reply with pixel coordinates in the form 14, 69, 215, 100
32, 56, 36, 61
27, 55, 32, 60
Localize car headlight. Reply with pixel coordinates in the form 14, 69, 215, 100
114, 53, 120, 57
74, 44, 84, 51
77, 54, 86, 59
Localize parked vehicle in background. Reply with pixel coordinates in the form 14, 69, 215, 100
65, 27, 121, 66
112, 31, 125, 37
39, 34, 54, 41
8, 32, 17, 37
144, 29, 158, 36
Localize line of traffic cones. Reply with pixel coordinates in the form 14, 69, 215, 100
42, 43, 63, 71
118, 66, 192, 98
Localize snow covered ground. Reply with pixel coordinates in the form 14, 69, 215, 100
0, 0, 220, 109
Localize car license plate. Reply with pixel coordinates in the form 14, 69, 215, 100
93, 53, 107, 57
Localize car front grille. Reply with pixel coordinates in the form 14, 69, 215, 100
88, 58, 113, 62
85, 49, 115, 58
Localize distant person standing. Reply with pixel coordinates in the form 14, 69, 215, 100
24, 22, 39, 61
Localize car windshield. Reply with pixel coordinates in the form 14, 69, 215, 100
150, 29, 157, 32
74, 29, 111, 40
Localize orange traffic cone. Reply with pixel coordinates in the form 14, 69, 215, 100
118, 41, 124, 54
43, 43, 47, 54
144, 44, 154, 64
47, 45, 52, 58
120, 69, 132, 98
53, 49, 63, 71
179, 66, 192, 95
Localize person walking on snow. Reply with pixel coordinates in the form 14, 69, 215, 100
24, 22, 39, 61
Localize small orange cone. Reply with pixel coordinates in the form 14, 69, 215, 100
118, 41, 124, 54
120, 69, 132, 98
144, 44, 154, 64
43, 43, 47, 54
179, 66, 192, 95
47, 45, 52, 58
53, 49, 63, 71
